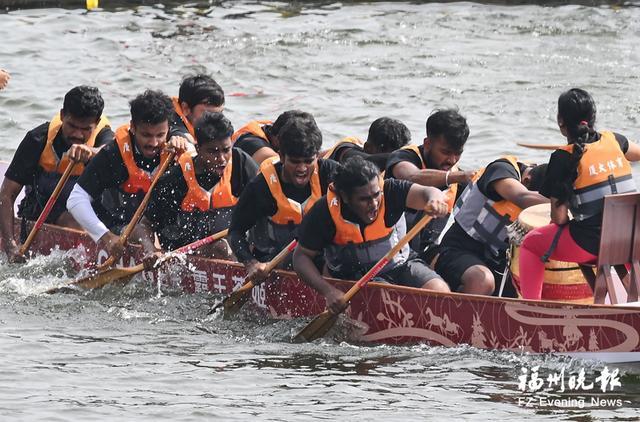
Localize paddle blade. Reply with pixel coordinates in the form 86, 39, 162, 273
45, 265, 143, 294
293, 310, 339, 343
219, 281, 255, 319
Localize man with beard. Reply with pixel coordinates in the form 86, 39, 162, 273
293, 156, 450, 314
386, 109, 475, 254
229, 114, 338, 283
67, 90, 189, 261
0, 86, 112, 262
138, 112, 258, 263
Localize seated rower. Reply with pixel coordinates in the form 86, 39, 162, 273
433, 157, 548, 295
231, 110, 314, 165
229, 114, 338, 282
293, 156, 450, 314
0, 86, 112, 263
170, 74, 225, 145
386, 109, 475, 254
138, 112, 258, 264
322, 117, 411, 171
67, 90, 189, 262
519, 88, 640, 300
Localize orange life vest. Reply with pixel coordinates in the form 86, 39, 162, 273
231, 120, 272, 143
558, 131, 636, 221
38, 113, 111, 176
261, 157, 321, 225
179, 153, 237, 212
171, 97, 195, 139
322, 136, 364, 161
114, 124, 169, 195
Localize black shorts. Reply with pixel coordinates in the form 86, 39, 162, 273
381, 258, 443, 289
432, 246, 507, 293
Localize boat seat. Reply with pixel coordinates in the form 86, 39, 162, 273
581, 192, 640, 304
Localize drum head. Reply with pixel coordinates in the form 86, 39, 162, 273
517, 203, 551, 232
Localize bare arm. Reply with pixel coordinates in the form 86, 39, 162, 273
493, 177, 549, 209
405, 184, 449, 217
392, 161, 472, 188
0, 178, 23, 260
252, 147, 279, 166
293, 245, 344, 314
625, 141, 640, 162
137, 217, 161, 253
550, 198, 569, 225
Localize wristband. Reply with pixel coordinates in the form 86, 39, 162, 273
445, 170, 451, 187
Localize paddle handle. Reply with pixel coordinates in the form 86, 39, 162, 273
233, 240, 298, 294
19, 161, 78, 255
101, 150, 176, 269
175, 229, 229, 254
517, 142, 564, 150
342, 212, 435, 304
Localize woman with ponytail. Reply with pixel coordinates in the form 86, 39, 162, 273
519, 88, 640, 300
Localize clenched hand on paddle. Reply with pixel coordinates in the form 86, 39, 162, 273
46, 229, 229, 293
293, 202, 447, 343
210, 239, 298, 318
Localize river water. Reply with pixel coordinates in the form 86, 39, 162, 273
1, 1, 639, 420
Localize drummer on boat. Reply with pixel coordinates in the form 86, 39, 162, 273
385, 109, 475, 255
293, 156, 450, 313
322, 117, 411, 171
66, 90, 189, 262
0, 86, 112, 263
170, 74, 225, 145
231, 110, 313, 165
138, 112, 258, 265
518, 88, 640, 300
228, 113, 339, 283
431, 156, 548, 296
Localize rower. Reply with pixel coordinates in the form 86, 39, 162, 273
231, 110, 315, 165
67, 90, 189, 262
169, 74, 225, 145
322, 117, 411, 171
138, 112, 258, 265
293, 156, 450, 314
228, 114, 338, 283
386, 109, 475, 255
433, 157, 548, 295
0, 86, 112, 263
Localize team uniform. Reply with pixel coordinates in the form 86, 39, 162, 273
144, 148, 258, 250
297, 178, 443, 287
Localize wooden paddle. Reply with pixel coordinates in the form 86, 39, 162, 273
293, 212, 435, 343
19, 161, 78, 256
211, 239, 298, 318
517, 142, 564, 150
98, 150, 176, 270
47, 229, 229, 293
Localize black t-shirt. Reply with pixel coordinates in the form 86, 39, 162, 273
5, 122, 114, 186
229, 158, 339, 263
385, 145, 424, 177
539, 132, 629, 255
442, 159, 523, 253
77, 132, 162, 199
234, 132, 273, 157
168, 110, 191, 139
145, 148, 258, 232
298, 178, 413, 252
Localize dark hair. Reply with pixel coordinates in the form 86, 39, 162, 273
426, 109, 469, 151
367, 117, 411, 152
557, 88, 597, 203
269, 110, 316, 137
62, 85, 104, 121
129, 90, 174, 126
194, 112, 234, 145
333, 156, 380, 195
527, 163, 548, 192
178, 74, 225, 108
278, 115, 323, 158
